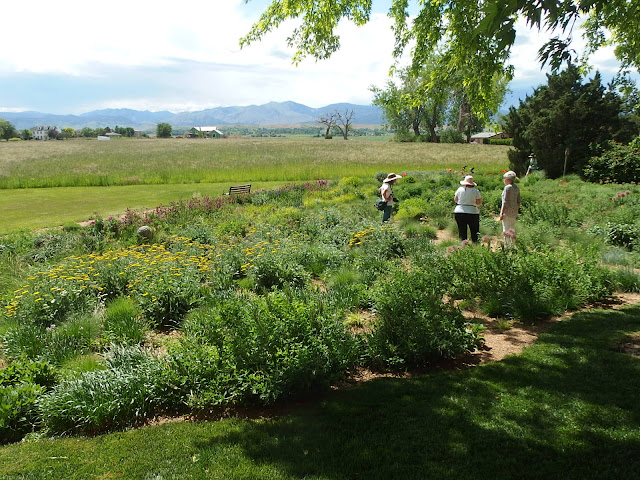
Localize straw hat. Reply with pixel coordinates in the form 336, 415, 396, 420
383, 173, 403, 183
460, 175, 477, 186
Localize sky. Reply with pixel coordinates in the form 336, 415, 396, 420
0, 0, 634, 115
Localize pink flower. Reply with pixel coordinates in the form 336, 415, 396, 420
617, 192, 624, 197
461, 239, 470, 247
625, 190, 631, 195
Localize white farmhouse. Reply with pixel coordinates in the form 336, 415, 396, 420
32, 126, 61, 140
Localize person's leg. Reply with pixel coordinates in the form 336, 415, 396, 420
469, 214, 480, 242
382, 204, 393, 223
455, 213, 468, 241
502, 216, 517, 247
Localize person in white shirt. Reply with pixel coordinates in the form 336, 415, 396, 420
454, 175, 482, 242
499, 170, 521, 247
379, 173, 403, 223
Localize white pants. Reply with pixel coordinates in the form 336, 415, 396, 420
502, 216, 517, 247
502, 216, 517, 232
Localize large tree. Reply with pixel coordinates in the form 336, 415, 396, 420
156, 123, 172, 138
241, 0, 640, 117
0, 118, 17, 140
504, 64, 635, 178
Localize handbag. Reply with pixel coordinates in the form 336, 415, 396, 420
374, 198, 388, 211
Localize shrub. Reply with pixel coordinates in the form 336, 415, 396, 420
367, 267, 481, 368
583, 142, 640, 184
489, 138, 513, 146
395, 198, 429, 220
438, 127, 465, 143
175, 289, 359, 407
0, 360, 56, 443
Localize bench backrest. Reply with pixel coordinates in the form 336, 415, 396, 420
228, 184, 251, 195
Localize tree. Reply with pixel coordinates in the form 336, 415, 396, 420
80, 127, 95, 138
372, 65, 447, 142
0, 118, 17, 140
21, 129, 32, 140
318, 111, 338, 138
241, 1, 640, 117
503, 64, 635, 178
156, 123, 172, 138
334, 109, 355, 140
61, 127, 76, 139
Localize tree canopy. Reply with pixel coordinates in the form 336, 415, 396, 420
156, 123, 172, 138
241, 0, 640, 115
504, 64, 636, 178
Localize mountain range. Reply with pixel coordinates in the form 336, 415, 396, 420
0, 101, 384, 131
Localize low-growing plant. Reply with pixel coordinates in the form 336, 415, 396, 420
37, 346, 171, 435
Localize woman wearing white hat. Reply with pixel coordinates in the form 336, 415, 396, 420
499, 170, 521, 247
379, 172, 403, 223
454, 175, 482, 242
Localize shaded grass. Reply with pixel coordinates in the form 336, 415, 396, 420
1, 304, 638, 479
0, 137, 510, 189
0, 181, 284, 234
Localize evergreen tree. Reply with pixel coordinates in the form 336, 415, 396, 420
504, 65, 635, 178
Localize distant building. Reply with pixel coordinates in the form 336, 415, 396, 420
187, 126, 225, 138
469, 131, 511, 144
104, 132, 122, 138
32, 126, 61, 140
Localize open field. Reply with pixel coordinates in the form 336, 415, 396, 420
0, 137, 511, 189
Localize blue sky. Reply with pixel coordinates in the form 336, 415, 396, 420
0, 0, 633, 114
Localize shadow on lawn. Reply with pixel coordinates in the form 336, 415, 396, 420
193, 305, 640, 480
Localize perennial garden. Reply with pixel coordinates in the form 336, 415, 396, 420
1, 170, 640, 443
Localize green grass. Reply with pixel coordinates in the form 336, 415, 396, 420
2, 304, 638, 479
0, 181, 285, 234
0, 137, 510, 189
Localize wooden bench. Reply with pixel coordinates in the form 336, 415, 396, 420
223, 184, 251, 196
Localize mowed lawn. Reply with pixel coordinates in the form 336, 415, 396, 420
0, 181, 285, 234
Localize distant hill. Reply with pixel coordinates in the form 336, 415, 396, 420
1, 102, 384, 130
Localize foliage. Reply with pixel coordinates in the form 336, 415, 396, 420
103, 297, 147, 346
0, 360, 56, 443
37, 346, 171, 435
0, 118, 18, 141
367, 267, 480, 368
241, 1, 640, 122
505, 64, 636, 178
156, 123, 172, 138
438, 126, 465, 143
583, 141, 640, 184
174, 289, 359, 407
447, 245, 613, 320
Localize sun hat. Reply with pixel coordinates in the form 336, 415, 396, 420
503, 170, 517, 179
383, 173, 403, 183
460, 175, 477, 186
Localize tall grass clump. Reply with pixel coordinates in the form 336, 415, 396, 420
37, 346, 171, 435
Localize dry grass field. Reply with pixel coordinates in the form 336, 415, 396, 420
0, 137, 511, 189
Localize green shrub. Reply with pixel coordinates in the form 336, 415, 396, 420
488, 138, 513, 146
395, 198, 429, 220
367, 267, 481, 368
1, 383, 46, 443
438, 127, 465, 143
583, 142, 640, 183
175, 290, 359, 407
0, 360, 56, 443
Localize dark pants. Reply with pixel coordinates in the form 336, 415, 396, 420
455, 213, 480, 242
382, 204, 393, 223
